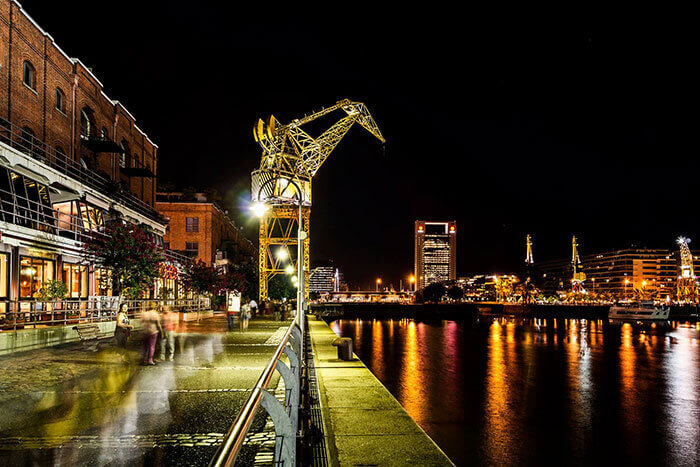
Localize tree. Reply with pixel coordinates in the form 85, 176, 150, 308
182, 260, 221, 296
422, 283, 447, 303
447, 285, 464, 301
268, 274, 296, 300
83, 223, 163, 298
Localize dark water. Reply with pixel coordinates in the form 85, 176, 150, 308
330, 316, 700, 466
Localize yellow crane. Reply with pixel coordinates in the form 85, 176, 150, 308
251, 100, 385, 300
676, 236, 698, 304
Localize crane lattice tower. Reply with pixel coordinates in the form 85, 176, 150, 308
251, 99, 385, 301
676, 236, 699, 304
571, 235, 586, 293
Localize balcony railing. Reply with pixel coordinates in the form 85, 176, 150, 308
1, 185, 191, 265
0, 297, 211, 332
0, 118, 164, 224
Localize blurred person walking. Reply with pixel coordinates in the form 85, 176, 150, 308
249, 298, 258, 317
114, 303, 133, 362
141, 307, 162, 366
240, 303, 250, 331
158, 306, 178, 361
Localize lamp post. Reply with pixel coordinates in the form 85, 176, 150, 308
409, 275, 415, 292
624, 278, 630, 300
376, 278, 382, 292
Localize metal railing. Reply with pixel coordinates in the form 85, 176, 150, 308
211, 315, 305, 466
1, 184, 191, 266
0, 297, 211, 331
0, 118, 163, 223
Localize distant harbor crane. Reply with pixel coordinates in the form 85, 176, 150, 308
571, 236, 586, 294
676, 236, 699, 304
251, 100, 385, 300
525, 234, 534, 265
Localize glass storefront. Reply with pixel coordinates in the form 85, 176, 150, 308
19, 256, 55, 299
62, 263, 88, 298
94, 267, 113, 296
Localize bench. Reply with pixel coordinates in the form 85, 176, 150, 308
73, 323, 102, 351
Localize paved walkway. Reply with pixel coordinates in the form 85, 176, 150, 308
0, 314, 290, 466
309, 317, 454, 466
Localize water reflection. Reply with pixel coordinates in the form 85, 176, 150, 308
332, 317, 700, 466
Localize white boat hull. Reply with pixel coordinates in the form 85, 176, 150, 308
609, 306, 670, 321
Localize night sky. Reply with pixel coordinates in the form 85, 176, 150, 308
25, 2, 698, 289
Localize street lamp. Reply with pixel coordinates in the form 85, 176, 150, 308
285, 265, 294, 274
624, 278, 630, 300
376, 278, 382, 292
409, 275, 415, 292
277, 247, 289, 260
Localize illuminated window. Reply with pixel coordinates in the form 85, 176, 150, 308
80, 108, 91, 138
23, 61, 36, 89
0, 253, 8, 310
94, 268, 112, 296
186, 217, 199, 232
62, 263, 88, 298
19, 256, 55, 299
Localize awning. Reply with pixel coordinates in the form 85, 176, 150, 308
80, 137, 123, 153
11, 164, 51, 185
49, 182, 81, 203
83, 192, 111, 211
120, 166, 155, 178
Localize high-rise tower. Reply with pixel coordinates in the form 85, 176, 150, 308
414, 221, 457, 290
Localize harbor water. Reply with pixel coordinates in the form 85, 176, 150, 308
330, 316, 700, 466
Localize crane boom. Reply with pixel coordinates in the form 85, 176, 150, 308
251, 100, 384, 302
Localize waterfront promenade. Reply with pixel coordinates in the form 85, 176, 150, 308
0, 315, 287, 465
309, 317, 454, 466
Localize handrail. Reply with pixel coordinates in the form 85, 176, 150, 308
0, 118, 164, 223
210, 318, 298, 467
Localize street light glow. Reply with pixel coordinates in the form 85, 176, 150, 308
277, 247, 289, 260
250, 201, 269, 218
285, 265, 294, 274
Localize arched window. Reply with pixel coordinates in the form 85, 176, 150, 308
132, 153, 138, 168
80, 107, 92, 139
119, 139, 129, 168
23, 61, 36, 90
101, 127, 108, 139
55, 88, 66, 113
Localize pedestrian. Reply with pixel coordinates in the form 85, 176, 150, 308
240, 303, 250, 331
274, 301, 281, 321
114, 303, 133, 362
249, 298, 258, 317
227, 297, 239, 331
264, 300, 273, 317
158, 306, 177, 361
141, 307, 162, 366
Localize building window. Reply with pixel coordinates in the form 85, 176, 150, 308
19, 256, 55, 299
185, 242, 199, 254
186, 217, 199, 232
101, 127, 108, 139
55, 88, 66, 113
62, 263, 88, 298
119, 141, 127, 168
23, 61, 36, 90
80, 108, 92, 139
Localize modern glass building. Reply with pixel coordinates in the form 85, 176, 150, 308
414, 221, 457, 290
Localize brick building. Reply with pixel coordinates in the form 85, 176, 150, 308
0, 0, 175, 312
156, 192, 254, 267
0, 0, 157, 208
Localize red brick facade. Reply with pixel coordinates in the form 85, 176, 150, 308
0, 0, 156, 206
157, 198, 252, 266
